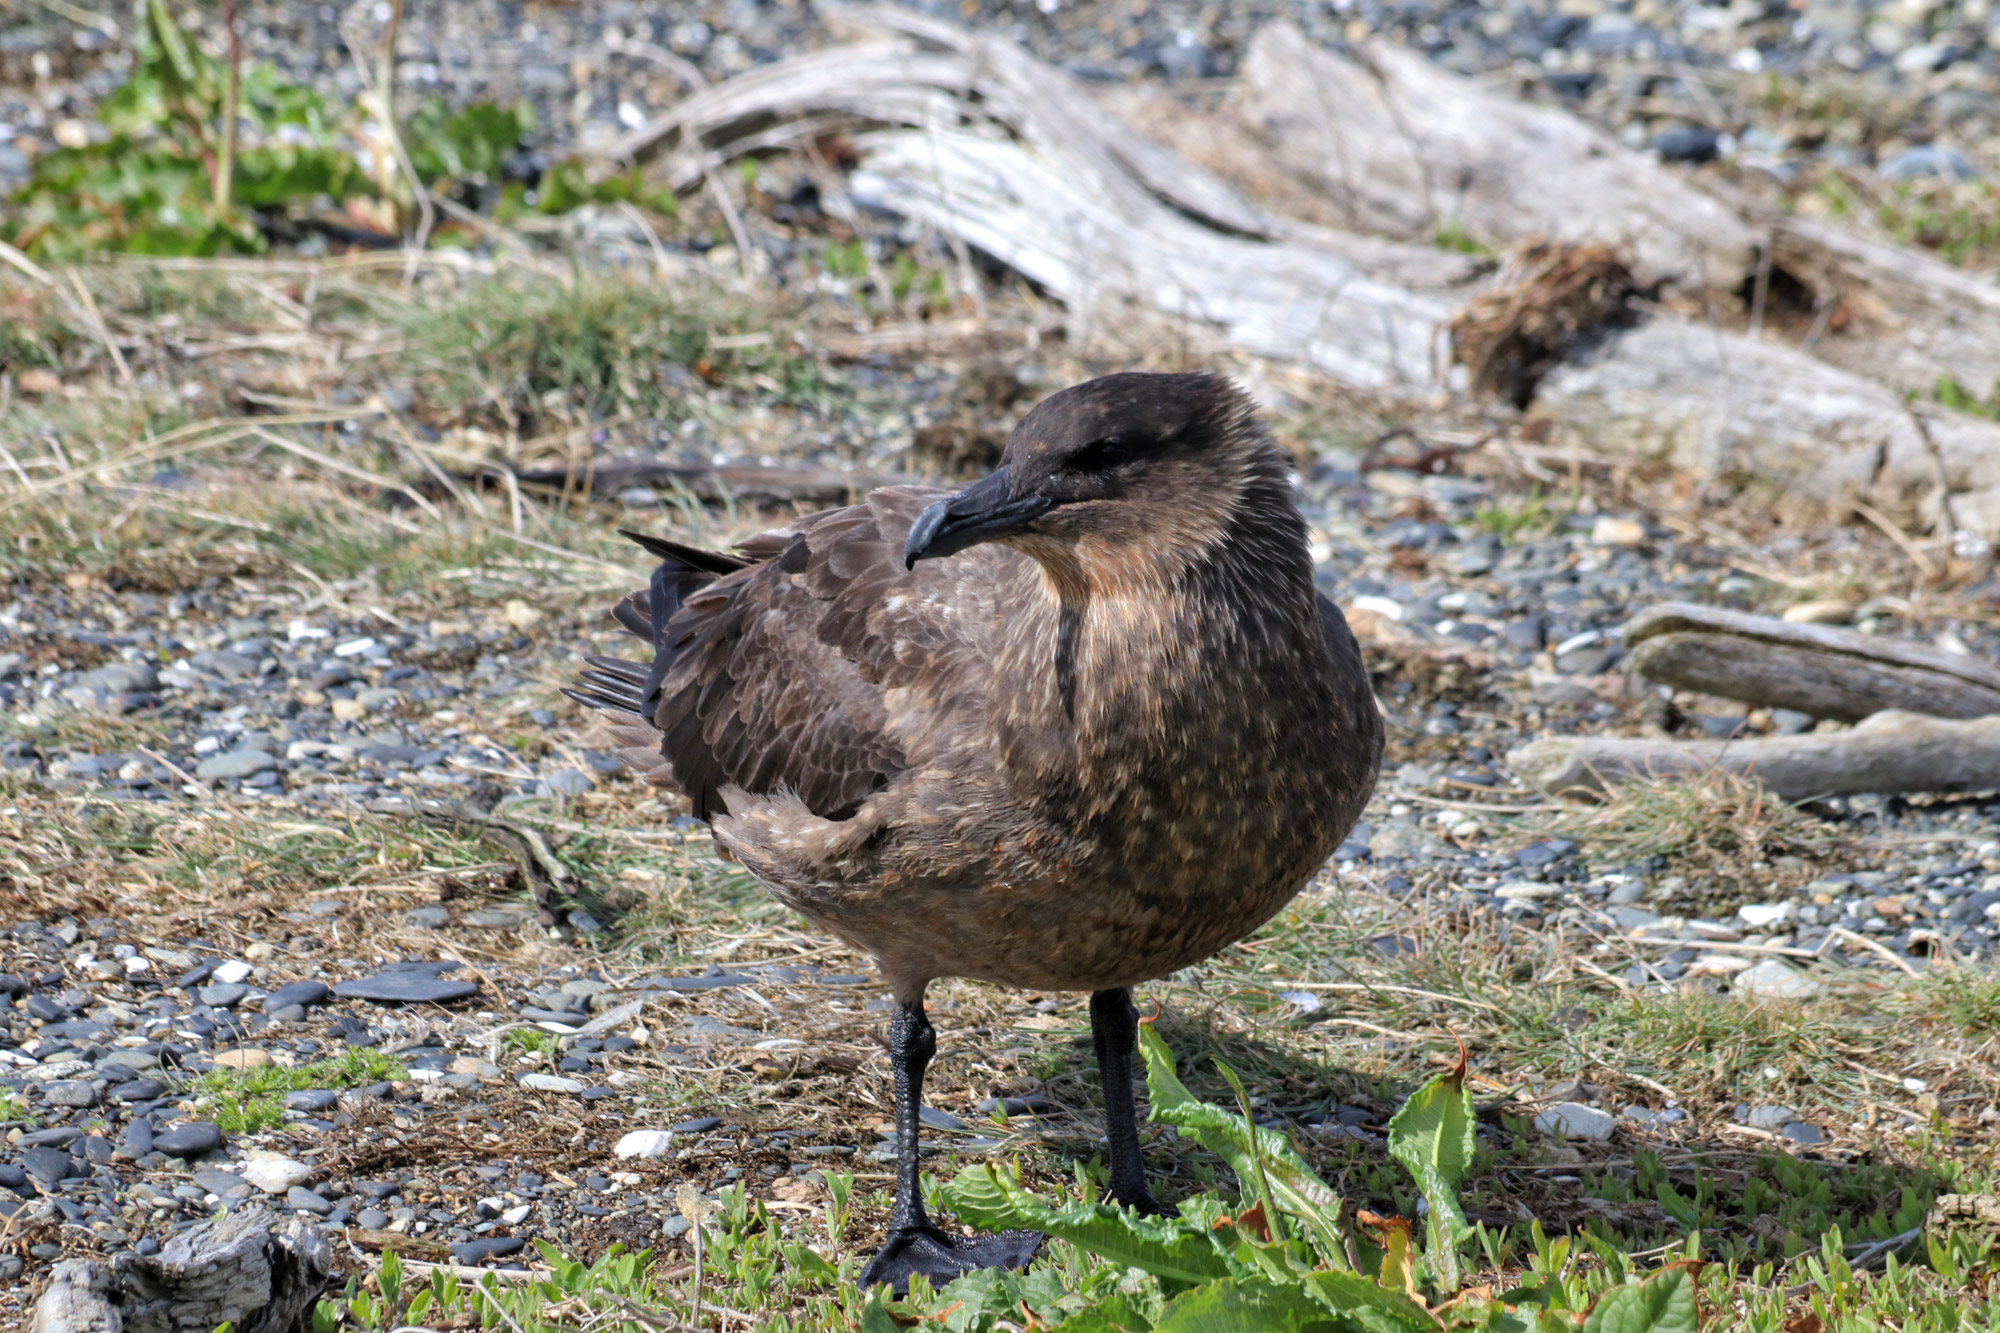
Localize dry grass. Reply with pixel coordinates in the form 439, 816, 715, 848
1538, 766, 1841, 875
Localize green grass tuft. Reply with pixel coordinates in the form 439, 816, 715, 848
193, 1049, 407, 1134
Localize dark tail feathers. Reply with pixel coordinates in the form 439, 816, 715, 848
561, 531, 749, 722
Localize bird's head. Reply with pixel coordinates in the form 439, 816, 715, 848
903, 372, 1283, 573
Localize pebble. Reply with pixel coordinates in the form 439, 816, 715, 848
333, 973, 481, 1004
266, 980, 332, 1010
153, 1122, 224, 1158
521, 1074, 586, 1093
287, 1186, 336, 1214
1535, 1102, 1616, 1141
44, 1080, 96, 1108
453, 1236, 527, 1264
195, 749, 277, 780
1733, 959, 1822, 999
239, 1157, 314, 1193
614, 1130, 675, 1158
1879, 144, 1976, 180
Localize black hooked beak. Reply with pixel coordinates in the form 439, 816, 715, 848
903, 467, 1053, 569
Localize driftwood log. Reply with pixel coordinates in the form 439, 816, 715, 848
593, 8, 2000, 535
32, 1205, 334, 1333
1232, 22, 1756, 292
1625, 601, 2000, 721
1506, 709, 2000, 800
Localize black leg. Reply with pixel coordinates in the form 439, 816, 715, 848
861, 998, 1043, 1290
1090, 988, 1166, 1216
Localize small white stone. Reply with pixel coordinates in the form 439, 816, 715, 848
521, 1074, 585, 1094
1733, 959, 1821, 999
333, 637, 376, 657
408, 1068, 445, 1083
239, 1157, 313, 1194
212, 960, 254, 985
1590, 516, 1646, 547
122, 956, 152, 975
1534, 1102, 1615, 1141
1350, 595, 1404, 621
1737, 902, 1796, 928
1494, 881, 1558, 901
615, 1130, 675, 1159
501, 1204, 532, 1225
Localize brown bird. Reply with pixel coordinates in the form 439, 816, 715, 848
566, 371, 1382, 1288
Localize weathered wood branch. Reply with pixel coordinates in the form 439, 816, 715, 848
586, 15, 2000, 534
1506, 709, 2000, 800
1529, 316, 2000, 524
1233, 22, 1757, 291
33, 1206, 334, 1333
1625, 601, 2000, 721
1772, 214, 2000, 407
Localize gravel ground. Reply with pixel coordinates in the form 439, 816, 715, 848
5, 410, 1999, 1300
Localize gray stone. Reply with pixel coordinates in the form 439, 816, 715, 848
1733, 959, 1821, 999
543, 768, 594, 796
287, 1186, 335, 1214
193, 1169, 252, 1197
43, 1080, 96, 1108
333, 973, 480, 1004
1782, 1121, 1826, 1144
154, 1122, 224, 1157
1880, 144, 1976, 181
189, 649, 262, 680
198, 982, 252, 1008
195, 749, 276, 780
452, 1236, 526, 1264
1534, 1101, 1616, 1141
404, 907, 452, 929
285, 1089, 340, 1113
266, 980, 332, 1010
22, 1146, 75, 1183
356, 1208, 390, 1229
1741, 1104, 1798, 1130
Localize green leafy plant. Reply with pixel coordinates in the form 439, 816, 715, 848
911, 1024, 1698, 1332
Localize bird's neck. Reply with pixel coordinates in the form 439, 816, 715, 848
992, 471, 1318, 780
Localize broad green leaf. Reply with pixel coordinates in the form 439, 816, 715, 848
1137, 1025, 1346, 1265
1302, 1271, 1438, 1332
1154, 1278, 1346, 1333
1051, 1292, 1165, 1332
1385, 1064, 1476, 1287
1579, 1267, 1697, 1333
1651, 1181, 1698, 1230
941, 1162, 1238, 1289
232, 146, 368, 208
859, 1286, 903, 1333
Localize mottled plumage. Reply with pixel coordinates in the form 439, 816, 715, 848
567, 371, 1383, 1286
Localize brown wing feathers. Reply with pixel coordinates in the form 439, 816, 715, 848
567, 502, 942, 823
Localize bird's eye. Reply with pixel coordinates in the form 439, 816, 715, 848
1066, 436, 1135, 472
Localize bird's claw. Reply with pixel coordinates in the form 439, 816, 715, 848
861, 1223, 1045, 1292
1107, 1186, 1169, 1218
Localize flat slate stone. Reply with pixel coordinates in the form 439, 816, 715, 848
192, 1169, 252, 1197
630, 973, 757, 991
22, 1147, 74, 1183
266, 980, 332, 1010
452, 1236, 526, 1264
333, 973, 480, 1005
154, 1122, 224, 1157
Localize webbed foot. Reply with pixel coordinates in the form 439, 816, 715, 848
860, 1222, 1045, 1292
